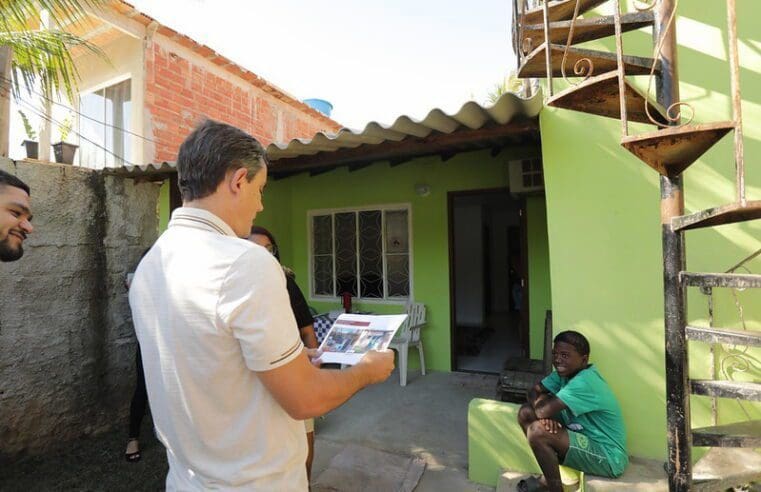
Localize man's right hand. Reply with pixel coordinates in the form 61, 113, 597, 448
355, 349, 395, 385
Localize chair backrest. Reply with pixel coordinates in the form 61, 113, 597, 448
542, 310, 553, 375
407, 302, 426, 327
402, 302, 425, 343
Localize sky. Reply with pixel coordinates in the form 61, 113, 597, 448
9, 0, 516, 159
129, 0, 516, 130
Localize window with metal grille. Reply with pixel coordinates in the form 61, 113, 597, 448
309, 206, 411, 301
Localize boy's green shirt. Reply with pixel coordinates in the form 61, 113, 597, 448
541, 364, 628, 475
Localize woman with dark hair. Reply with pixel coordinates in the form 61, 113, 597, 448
248, 225, 319, 479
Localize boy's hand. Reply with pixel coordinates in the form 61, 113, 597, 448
539, 418, 562, 434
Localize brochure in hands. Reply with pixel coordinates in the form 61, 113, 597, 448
317, 313, 408, 365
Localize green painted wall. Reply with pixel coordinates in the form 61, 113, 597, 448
527, 196, 552, 359
158, 180, 170, 232
255, 146, 550, 372
539, 0, 761, 460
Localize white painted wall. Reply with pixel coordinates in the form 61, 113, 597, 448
74, 33, 145, 168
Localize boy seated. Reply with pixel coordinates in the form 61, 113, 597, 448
516, 331, 627, 492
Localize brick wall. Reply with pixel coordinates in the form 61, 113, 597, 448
144, 39, 340, 163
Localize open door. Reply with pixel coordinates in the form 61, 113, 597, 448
448, 188, 529, 373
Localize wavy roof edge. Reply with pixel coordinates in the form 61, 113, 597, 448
106, 90, 543, 175
266, 90, 543, 160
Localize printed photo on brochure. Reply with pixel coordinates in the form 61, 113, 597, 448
318, 313, 408, 365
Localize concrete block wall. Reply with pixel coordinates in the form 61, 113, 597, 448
144, 38, 341, 163
0, 158, 160, 460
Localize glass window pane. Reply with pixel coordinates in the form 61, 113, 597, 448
78, 89, 106, 168
312, 215, 332, 255
105, 79, 131, 167
359, 211, 383, 298
385, 210, 408, 254
386, 255, 410, 297
313, 255, 334, 296
335, 212, 357, 297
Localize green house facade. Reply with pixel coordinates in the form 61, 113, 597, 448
144, 0, 760, 473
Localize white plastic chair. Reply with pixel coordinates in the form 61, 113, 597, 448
389, 302, 426, 386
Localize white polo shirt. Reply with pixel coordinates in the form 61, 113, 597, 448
129, 207, 307, 491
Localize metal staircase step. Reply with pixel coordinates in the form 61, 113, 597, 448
521, 11, 654, 51
691, 380, 761, 402
547, 71, 667, 124
620, 122, 735, 176
681, 272, 761, 289
686, 325, 761, 347
693, 420, 761, 447
517, 43, 658, 79
672, 200, 761, 231
522, 0, 608, 24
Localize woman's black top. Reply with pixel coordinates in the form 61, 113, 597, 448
286, 272, 313, 330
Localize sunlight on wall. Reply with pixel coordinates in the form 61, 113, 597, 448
539, 0, 761, 460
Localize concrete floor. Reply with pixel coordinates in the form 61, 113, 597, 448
312, 369, 499, 491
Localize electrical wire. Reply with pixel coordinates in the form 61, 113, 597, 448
14, 95, 139, 168
0, 74, 157, 144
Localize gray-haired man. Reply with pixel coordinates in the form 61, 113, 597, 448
129, 119, 394, 491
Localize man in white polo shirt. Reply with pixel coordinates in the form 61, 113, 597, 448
128, 119, 394, 491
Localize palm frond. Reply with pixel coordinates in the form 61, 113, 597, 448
0, 29, 104, 100
0, 0, 107, 33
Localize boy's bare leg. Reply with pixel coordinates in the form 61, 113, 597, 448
517, 403, 570, 492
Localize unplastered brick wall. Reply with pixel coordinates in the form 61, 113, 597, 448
145, 39, 341, 163
0, 158, 159, 460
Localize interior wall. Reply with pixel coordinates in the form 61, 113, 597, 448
453, 202, 485, 327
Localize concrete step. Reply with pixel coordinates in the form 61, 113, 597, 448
498, 449, 761, 491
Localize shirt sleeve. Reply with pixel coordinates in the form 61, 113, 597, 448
541, 371, 562, 394
286, 274, 314, 330
216, 247, 304, 371
555, 370, 601, 417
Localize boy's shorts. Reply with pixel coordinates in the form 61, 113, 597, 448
562, 430, 623, 478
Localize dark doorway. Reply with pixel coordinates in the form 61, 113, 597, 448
448, 188, 528, 373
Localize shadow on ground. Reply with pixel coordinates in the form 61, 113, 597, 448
0, 418, 167, 491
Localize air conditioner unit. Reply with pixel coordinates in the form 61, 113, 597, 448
508, 158, 544, 194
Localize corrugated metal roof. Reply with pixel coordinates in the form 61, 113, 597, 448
107, 91, 542, 178
267, 91, 543, 160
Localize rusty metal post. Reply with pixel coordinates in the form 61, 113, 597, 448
654, 0, 691, 491
542, 0, 553, 96
726, 0, 745, 205
612, 0, 628, 137
0, 46, 11, 158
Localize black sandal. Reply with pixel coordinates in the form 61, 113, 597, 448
516, 476, 548, 492
125, 439, 141, 463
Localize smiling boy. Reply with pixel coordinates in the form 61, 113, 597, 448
517, 331, 627, 492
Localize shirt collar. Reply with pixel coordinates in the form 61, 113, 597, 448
169, 207, 237, 237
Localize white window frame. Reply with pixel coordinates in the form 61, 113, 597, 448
307, 203, 413, 305
77, 74, 133, 168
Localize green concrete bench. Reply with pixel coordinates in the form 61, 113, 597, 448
468, 398, 541, 487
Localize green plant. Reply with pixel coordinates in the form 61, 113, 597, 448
58, 114, 72, 142
17, 109, 36, 140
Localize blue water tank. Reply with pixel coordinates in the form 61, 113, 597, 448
303, 98, 333, 117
